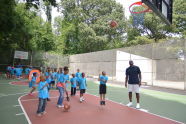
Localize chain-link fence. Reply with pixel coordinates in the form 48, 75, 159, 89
0, 39, 185, 90
69, 39, 186, 90
0, 51, 69, 72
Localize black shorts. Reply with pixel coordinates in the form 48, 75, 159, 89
51, 81, 55, 85
80, 89, 86, 94
99, 84, 106, 94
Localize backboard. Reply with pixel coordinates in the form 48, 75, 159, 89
142, 0, 173, 25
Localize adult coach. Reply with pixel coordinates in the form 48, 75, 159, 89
125, 60, 141, 109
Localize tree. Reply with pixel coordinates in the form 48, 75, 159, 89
173, 0, 186, 37
0, 2, 56, 64
55, 0, 127, 54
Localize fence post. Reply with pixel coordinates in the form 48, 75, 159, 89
30, 50, 33, 66
184, 39, 186, 90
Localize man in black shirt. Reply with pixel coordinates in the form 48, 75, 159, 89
125, 60, 141, 109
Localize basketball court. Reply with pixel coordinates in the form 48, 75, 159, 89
19, 90, 181, 124
0, 0, 185, 124
0, 80, 185, 124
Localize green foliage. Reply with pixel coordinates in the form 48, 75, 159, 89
127, 0, 186, 42
173, 0, 186, 37
0, 0, 185, 65
0, 2, 55, 64
55, 0, 127, 54
25, 0, 57, 9
125, 36, 154, 47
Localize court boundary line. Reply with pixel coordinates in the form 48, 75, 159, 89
86, 92, 184, 124
18, 94, 32, 124
0, 92, 28, 98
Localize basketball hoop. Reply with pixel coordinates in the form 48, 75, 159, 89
129, 1, 152, 14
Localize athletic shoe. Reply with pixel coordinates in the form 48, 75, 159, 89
136, 103, 140, 109
100, 101, 102, 105
41, 111, 47, 115
82, 97, 85, 101
80, 97, 83, 102
37, 114, 42, 117
57, 105, 64, 108
126, 102, 133, 107
103, 101, 106, 105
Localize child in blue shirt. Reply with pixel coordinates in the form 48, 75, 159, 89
98, 71, 108, 105
56, 66, 70, 108
46, 73, 52, 101
37, 76, 48, 116
28, 72, 37, 96
51, 69, 57, 88
75, 69, 81, 88
11, 67, 15, 79
25, 66, 31, 78
70, 74, 77, 96
79, 73, 87, 102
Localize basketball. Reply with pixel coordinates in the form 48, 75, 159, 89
110, 20, 118, 28
63, 101, 70, 111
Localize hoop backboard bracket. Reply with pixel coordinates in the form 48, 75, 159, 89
142, 0, 173, 25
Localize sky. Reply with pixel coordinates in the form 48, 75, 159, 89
41, 0, 139, 23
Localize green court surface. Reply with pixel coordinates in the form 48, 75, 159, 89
0, 79, 186, 124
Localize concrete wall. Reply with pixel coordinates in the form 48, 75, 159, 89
69, 50, 117, 77
116, 51, 153, 85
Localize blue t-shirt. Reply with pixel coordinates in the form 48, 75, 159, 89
51, 72, 57, 81
70, 77, 77, 88
79, 77, 87, 89
126, 65, 141, 84
75, 72, 82, 78
46, 77, 51, 84
31, 76, 36, 84
57, 73, 63, 82
38, 81, 49, 99
59, 74, 69, 87
25, 68, 30, 75
15, 68, 22, 76
45, 72, 49, 77
99, 75, 108, 85
11, 68, 15, 74
7, 66, 12, 71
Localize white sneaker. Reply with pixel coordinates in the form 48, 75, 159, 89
82, 97, 85, 101
136, 103, 140, 109
80, 97, 83, 102
126, 102, 133, 107
57, 105, 64, 108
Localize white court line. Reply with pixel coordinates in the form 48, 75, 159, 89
86, 92, 184, 124
13, 105, 20, 107
18, 95, 32, 124
0, 92, 28, 98
21, 96, 59, 102
16, 113, 24, 116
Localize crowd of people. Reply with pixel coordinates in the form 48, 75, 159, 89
6, 64, 32, 79
6, 60, 141, 117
